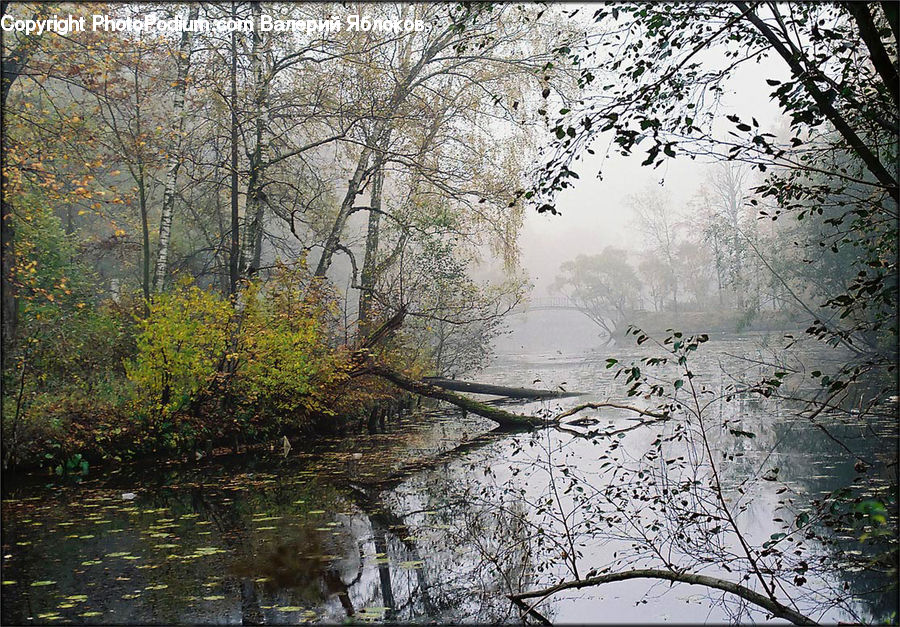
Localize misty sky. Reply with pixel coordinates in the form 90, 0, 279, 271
518, 35, 792, 297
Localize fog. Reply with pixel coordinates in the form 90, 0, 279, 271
518, 47, 791, 298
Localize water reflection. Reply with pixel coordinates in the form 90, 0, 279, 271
1, 335, 895, 624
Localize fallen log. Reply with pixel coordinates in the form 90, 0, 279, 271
363, 365, 549, 430
422, 377, 584, 399
508, 569, 816, 626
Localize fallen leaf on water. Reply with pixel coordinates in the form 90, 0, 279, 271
398, 560, 424, 569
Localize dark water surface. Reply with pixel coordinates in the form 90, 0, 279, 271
2, 334, 896, 624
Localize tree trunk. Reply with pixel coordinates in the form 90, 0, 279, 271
422, 377, 584, 399
133, 53, 150, 313
373, 523, 396, 620
357, 153, 385, 336
240, 2, 268, 279
361, 364, 549, 429
845, 3, 899, 107
314, 146, 373, 278
737, 2, 898, 197
313, 24, 454, 280
153, 4, 199, 292
228, 4, 240, 296
138, 164, 150, 312
882, 2, 900, 46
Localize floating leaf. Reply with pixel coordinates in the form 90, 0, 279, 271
398, 560, 424, 569
31, 580, 57, 587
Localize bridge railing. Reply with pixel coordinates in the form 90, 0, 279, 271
514, 296, 580, 311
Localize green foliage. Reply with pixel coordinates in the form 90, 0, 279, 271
1, 193, 137, 467
124, 265, 350, 448
234, 267, 345, 423
54, 453, 89, 479
9, 194, 133, 390
127, 279, 232, 417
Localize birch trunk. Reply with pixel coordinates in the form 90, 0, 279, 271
228, 13, 239, 296
152, 4, 199, 292
240, 2, 268, 279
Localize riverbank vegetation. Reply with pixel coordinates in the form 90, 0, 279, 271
1, 2, 581, 469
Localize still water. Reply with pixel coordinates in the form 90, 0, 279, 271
2, 333, 896, 624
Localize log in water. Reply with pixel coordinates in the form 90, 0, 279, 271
422, 377, 584, 399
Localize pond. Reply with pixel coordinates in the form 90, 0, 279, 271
2, 333, 896, 624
